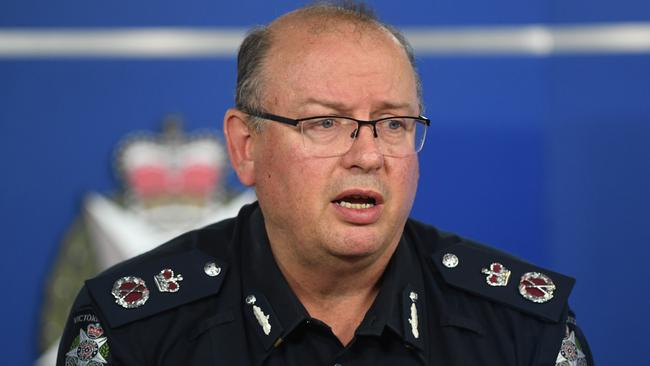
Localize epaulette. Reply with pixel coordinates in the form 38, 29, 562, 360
85, 247, 228, 328
432, 241, 574, 323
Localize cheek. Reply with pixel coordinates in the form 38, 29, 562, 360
255, 136, 315, 204
256, 151, 286, 193
288, 157, 330, 198
392, 157, 420, 204
409, 159, 420, 193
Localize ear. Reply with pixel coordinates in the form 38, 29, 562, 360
223, 108, 256, 186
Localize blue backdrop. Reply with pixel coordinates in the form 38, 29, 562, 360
1, 1, 649, 364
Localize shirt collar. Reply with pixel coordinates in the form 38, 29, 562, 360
355, 234, 427, 351
240, 206, 310, 351
240, 204, 426, 353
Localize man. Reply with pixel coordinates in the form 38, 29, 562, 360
58, 3, 593, 365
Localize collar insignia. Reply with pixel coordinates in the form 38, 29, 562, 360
407, 291, 420, 339
246, 294, 272, 336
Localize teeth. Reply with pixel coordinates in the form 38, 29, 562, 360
336, 201, 375, 209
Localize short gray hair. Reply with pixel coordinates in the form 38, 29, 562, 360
235, 1, 423, 132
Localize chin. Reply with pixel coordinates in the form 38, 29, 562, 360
328, 230, 390, 260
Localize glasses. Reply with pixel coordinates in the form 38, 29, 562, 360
245, 111, 430, 158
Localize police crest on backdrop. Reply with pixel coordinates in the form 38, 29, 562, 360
37, 116, 255, 365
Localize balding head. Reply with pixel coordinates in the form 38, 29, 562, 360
235, 2, 422, 131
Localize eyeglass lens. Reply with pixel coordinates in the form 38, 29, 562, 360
299, 117, 427, 158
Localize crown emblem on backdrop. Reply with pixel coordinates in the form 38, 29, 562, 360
115, 115, 229, 228
38, 114, 256, 364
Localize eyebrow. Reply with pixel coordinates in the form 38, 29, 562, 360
301, 99, 350, 113
300, 98, 414, 115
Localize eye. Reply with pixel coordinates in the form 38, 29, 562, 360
317, 118, 336, 129
387, 119, 405, 130
301, 118, 343, 135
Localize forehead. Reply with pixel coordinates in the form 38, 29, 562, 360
261, 18, 418, 113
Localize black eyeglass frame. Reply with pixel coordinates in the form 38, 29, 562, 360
244, 111, 431, 139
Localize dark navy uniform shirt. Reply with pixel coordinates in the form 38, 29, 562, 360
58, 202, 593, 365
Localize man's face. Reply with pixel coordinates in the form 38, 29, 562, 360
249, 22, 420, 267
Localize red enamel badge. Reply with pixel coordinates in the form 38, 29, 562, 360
154, 268, 183, 293
481, 262, 511, 286
111, 276, 150, 308
518, 272, 556, 303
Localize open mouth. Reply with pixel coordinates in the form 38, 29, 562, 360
333, 194, 378, 209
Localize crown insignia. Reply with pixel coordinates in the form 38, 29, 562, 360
154, 268, 183, 293
481, 262, 511, 287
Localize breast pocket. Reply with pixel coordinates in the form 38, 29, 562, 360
435, 314, 519, 366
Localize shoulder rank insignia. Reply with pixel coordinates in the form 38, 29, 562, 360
432, 242, 575, 322
86, 250, 227, 328
111, 276, 149, 309
481, 262, 511, 286
154, 268, 183, 293
519, 271, 556, 303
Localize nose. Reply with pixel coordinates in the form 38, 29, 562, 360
341, 124, 384, 171
350, 121, 378, 139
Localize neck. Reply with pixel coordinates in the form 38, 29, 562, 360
269, 238, 398, 345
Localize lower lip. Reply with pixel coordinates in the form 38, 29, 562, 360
331, 202, 383, 224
